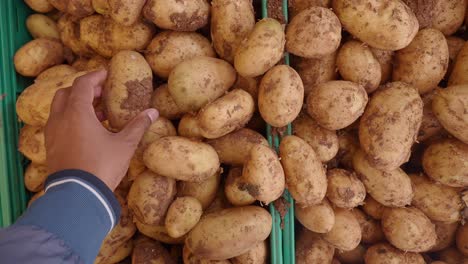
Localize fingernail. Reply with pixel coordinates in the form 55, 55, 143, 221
146, 109, 159, 123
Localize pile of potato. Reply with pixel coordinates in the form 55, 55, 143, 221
14, 0, 468, 263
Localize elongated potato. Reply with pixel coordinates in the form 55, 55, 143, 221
197, 89, 255, 139
132, 236, 174, 263
14, 38, 64, 77
168, 57, 236, 112
336, 244, 366, 264
96, 239, 133, 264
234, 18, 285, 78
128, 170, 176, 225
211, 0, 255, 62
307, 80, 368, 130
326, 168, 366, 208
25, 0, 54, 13
393, 28, 449, 94
165, 197, 202, 238
151, 84, 183, 120
36, 64, 77, 81
231, 241, 267, 264
183, 245, 231, 264
103, 50, 153, 130
422, 138, 468, 187
18, 125, 46, 165
352, 209, 385, 244
177, 170, 220, 210
207, 128, 269, 166
431, 221, 459, 252
145, 31, 216, 78
58, 15, 95, 57
224, 167, 256, 206
296, 230, 335, 264
144, 136, 220, 182
382, 207, 437, 252
364, 243, 425, 264
333, 0, 418, 50
295, 199, 335, 233
178, 114, 203, 140
26, 14, 60, 40
135, 220, 185, 244
242, 144, 285, 204
449, 42, 468, 85
359, 82, 423, 170
456, 224, 468, 256
418, 90, 444, 142
186, 206, 272, 260
134, 117, 177, 161
24, 163, 48, 192
259, 65, 304, 128
279, 135, 327, 206
353, 150, 413, 207
337, 40, 381, 93
286, 7, 341, 58
323, 208, 361, 251
108, 0, 146, 26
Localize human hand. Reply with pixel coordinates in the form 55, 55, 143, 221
45, 70, 159, 190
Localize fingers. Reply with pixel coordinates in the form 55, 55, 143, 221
49, 88, 70, 116
118, 109, 159, 147
69, 70, 107, 106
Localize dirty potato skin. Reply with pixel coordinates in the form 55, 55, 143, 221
456, 224, 468, 256
359, 82, 423, 171
362, 196, 386, 220
296, 230, 335, 264
431, 0, 467, 36
326, 168, 366, 208
135, 220, 185, 245
286, 7, 341, 58
370, 47, 394, 84
143, 136, 220, 182
352, 209, 385, 244
231, 241, 267, 264
25, 0, 54, 13
430, 221, 459, 252
186, 206, 272, 260
224, 167, 256, 206
295, 199, 335, 234
24, 163, 48, 192
449, 42, 468, 85
104, 50, 153, 130
211, 0, 255, 62
323, 208, 362, 251
382, 207, 437, 252
132, 236, 175, 264
151, 84, 183, 120
36, 64, 77, 81
58, 15, 95, 57
289, 0, 331, 17
96, 239, 133, 264
418, 90, 444, 142
364, 243, 426, 264
26, 14, 60, 40
178, 113, 204, 140
279, 135, 327, 206
445, 36, 465, 79
18, 125, 46, 165
14, 38, 64, 77
335, 244, 366, 264
48, 0, 94, 18
165, 197, 203, 238
258, 65, 304, 128
143, 0, 210, 31
177, 170, 221, 210
183, 245, 232, 264
108, 0, 147, 26
393, 28, 449, 94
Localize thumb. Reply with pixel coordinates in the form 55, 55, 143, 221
118, 108, 159, 147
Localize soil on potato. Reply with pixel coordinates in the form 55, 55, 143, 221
267, 0, 286, 24
273, 197, 290, 229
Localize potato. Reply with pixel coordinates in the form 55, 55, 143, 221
232, 75, 259, 101
14, 38, 64, 77
364, 243, 425, 264
418, 90, 444, 142
353, 150, 413, 207
145, 31, 216, 79
449, 42, 468, 86
177, 170, 220, 210
382, 207, 437, 252
335, 244, 366, 264
291, 52, 338, 96
438, 247, 468, 264
231, 241, 267, 264
422, 138, 468, 187
295, 199, 335, 233
334, 130, 359, 169
337, 40, 381, 93
362, 197, 385, 221
186, 206, 272, 260
97, 239, 133, 264
234, 18, 285, 78
393, 28, 449, 94
107, 0, 146, 26
204, 187, 232, 214
456, 224, 468, 256
258, 65, 304, 127
296, 230, 335, 264
132, 236, 174, 263
128, 170, 176, 225
134, 117, 177, 159
168, 56, 236, 112
326, 168, 366, 208
332, 0, 418, 50
178, 114, 203, 140
431, 221, 459, 252
286, 7, 341, 58
183, 245, 232, 264
211, 0, 255, 62
197, 89, 255, 139
242, 144, 285, 204
36, 65, 77, 81
165, 197, 202, 238
135, 220, 185, 244
24, 163, 48, 192
306, 80, 368, 130
410, 173, 463, 223
401, 0, 435, 29
207, 128, 268, 166
48, 0, 94, 18
359, 82, 423, 170
289, 0, 331, 17
431, 0, 467, 36
224, 167, 256, 206
92, 0, 110, 14
352, 209, 385, 244
370, 47, 394, 84
323, 208, 361, 251
25, 0, 54, 13
144, 136, 220, 182
446, 36, 465, 79
26, 14, 60, 40
18, 125, 46, 164
292, 113, 339, 162
58, 15, 95, 57
151, 84, 183, 120
432, 85, 468, 144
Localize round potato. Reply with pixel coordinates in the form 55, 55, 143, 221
242, 144, 285, 204
234, 18, 285, 78
18, 125, 46, 164
364, 243, 425, 264
295, 199, 335, 233
183, 245, 231, 264
151, 84, 183, 120
359, 82, 423, 170
107, 0, 146, 26
128, 170, 176, 225
26, 14, 60, 40
292, 113, 339, 162
145, 31, 216, 78
168, 56, 236, 112
289, 0, 331, 17
103, 50, 153, 130
370, 47, 394, 84
307, 80, 368, 130
186, 206, 272, 260
323, 208, 361, 251
431, 221, 459, 252
197, 89, 255, 139
449, 42, 468, 86
382, 207, 437, 252
258, 65, 304, 128
58, 15, 95, 57
336, 244, 366, 264
177, 170, 220, 210
337, 40, 381, 93
143, 0, 210, 31
393, 28, 449, 94
286, 7, 341, 58
24, 163, 48, 192
132, 236, 174, 263
36, 64, 77, 81
211, 0, 255, 62
231, 241, 267, 264
178, 113, 203, 140
326, 168, 366, 208
456, 224, 468, 256
333, 0, 418, 50
352, 209, 385, 244
25, 0, 54, 13
144, 136, 220, 182
446, 36, 465, 79
14, 38, 64, 77
418, 90, 444, 142
353, 150, 413, 207
135, 220, 185, 244
224, 167, 256, 206
431, 0, 467, 36
165, 197, 203, 238
296, 230, 335, 264
279, 135, 327, 206
422, 138, 468, 187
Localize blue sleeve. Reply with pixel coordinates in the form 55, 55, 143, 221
0, 169, 121, 264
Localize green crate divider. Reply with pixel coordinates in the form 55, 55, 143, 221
0, 0, 32, 227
